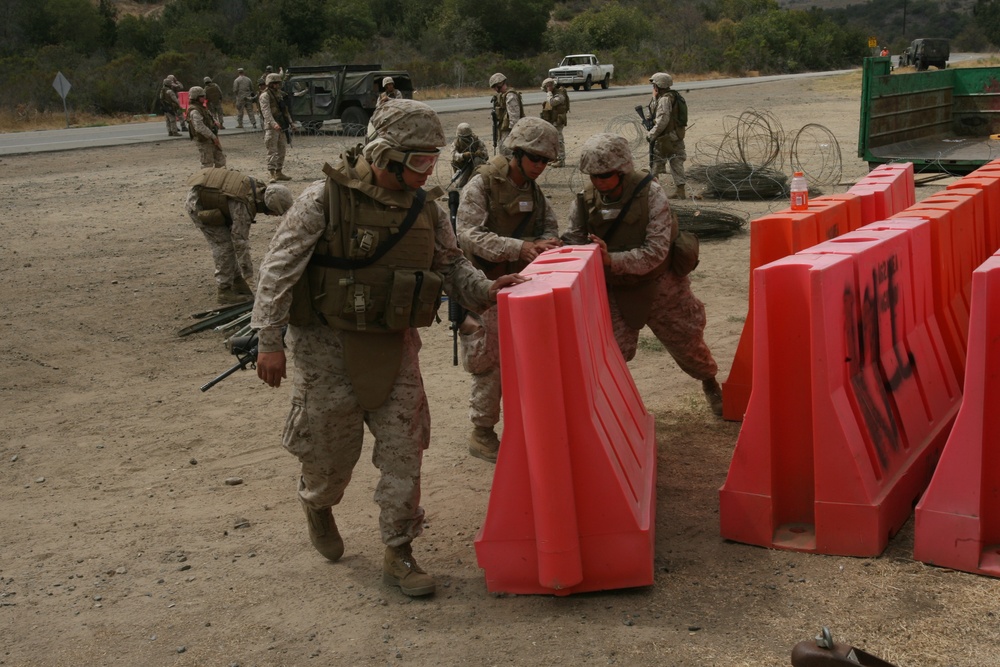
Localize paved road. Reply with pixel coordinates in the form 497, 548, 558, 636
0, 59, 980, 157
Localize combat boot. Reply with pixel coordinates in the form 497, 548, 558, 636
383, 543, 436, 597
237, 122, 244, 129
702, 377, 723, 417
468, 426, 500, 463
301, 498, 345, 562
216, 286, 250, 305
268, 170, 278, 183
669, 184, 687, 200
275, 170, 292, 181
232, 275, 254, 296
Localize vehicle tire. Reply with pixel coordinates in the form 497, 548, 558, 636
583, 75, 592, 91
916, 59, 926, 72
601, 74, 610, 90
340, 106, 369, 133
572, 84, 580, 91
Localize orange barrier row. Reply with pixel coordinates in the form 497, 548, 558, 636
719, 225, 961, 556
914, 251, 1000, 577
722, 164, 913, 421
475, 245, 657, 595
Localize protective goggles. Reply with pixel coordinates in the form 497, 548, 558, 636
522, 152, 550, 165
387, 148, 440, 174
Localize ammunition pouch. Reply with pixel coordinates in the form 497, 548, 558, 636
197, 209, 228, 227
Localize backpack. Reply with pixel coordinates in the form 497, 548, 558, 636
670, 90, 688, 127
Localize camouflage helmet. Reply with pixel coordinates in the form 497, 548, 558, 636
203, 77, 212, 84
457, 123, 473, 137
649, 72, 673, 89
541, 77, 555, 90
265, 73, 283, 85
371, 98, 445, 148
163, 78, 172, 86
237, 67, 244, 73
188, 86, 206, 100
263, 184, 294, 215
488, 72, 507, 88
382, 76, 394, 87
265, 65, 274, 72
505, 117, 559, 161
579, 133, 634, 175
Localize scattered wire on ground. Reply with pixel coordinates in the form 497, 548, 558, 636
673, 203, 749, 240
689, 162, 790, 200
604, 114, 647, 151
789, 123, 843, 187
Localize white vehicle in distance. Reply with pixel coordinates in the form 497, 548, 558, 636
548, 54, 614, 91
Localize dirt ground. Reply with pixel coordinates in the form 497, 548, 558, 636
2, 73, 998, 667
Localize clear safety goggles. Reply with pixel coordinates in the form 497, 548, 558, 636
387, 148, 440, 174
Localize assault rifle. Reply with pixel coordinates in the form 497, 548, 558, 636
635, 104, 655, 169
490, 109, 499, 155
201, 330, 260, 391
447, 190, 466, 366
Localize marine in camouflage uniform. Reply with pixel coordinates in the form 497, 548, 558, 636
646, 72, 687, 199
450, 123, 488, 190
186, 86, 226, 169
562, 133, 722, 416
540, 77, 569, 167
185, 168, 293, 304
251, 99, 526, 596
378, 76, 404, 106
203, 77, 226, 129
489, 72, 523, 157
167, 75, 188, 132
260, 72, 293, 182
232, 67, 256, 129
456, 117, 562, 462
160, 78, 183, 136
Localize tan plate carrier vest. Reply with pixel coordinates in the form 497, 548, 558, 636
287, 152, 445, 409
579, 170, 668, 329
493, 90, 524, 132
466, 155, 547, 280
187, 168, 259, 226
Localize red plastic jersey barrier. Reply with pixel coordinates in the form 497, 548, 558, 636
475, 245, 657, 595
914, 252, 1000, 577
719, 228, 960, 556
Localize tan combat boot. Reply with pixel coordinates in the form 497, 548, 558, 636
301, 498, 344, 562
275, 170, 292, 181
232, 275, 254, 296
216, 286, 249, 305
383, 543, 436, 597
468, 426, 500, 463
268, 170, 278, 183
702, 377, 723, 417
669, 184, 687, 200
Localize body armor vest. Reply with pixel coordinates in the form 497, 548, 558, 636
265, 89, 290, 129
493, 90, 524, 132
186, 105, 219, 141
451, 136, 485, 172
468, 156, 546, 279
187, 168, 259, 224
579, 170, 666, 329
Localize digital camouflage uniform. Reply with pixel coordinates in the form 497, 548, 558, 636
490, 78, 523, 157
204, 80, 226, 129
541, 79, 569, 166
456, 146, 558, 444
250, 99, 496, 595
647, 77, 686, 191
160, 81, 183, 136
450, 125, 488, 189
260, 76, 292, 179
187, 99, 226, 168
563, 133, 721, 414
233, 71, 256, 128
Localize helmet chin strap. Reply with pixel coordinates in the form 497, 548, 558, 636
388, 162, 409, 189
512, 150, 530, 182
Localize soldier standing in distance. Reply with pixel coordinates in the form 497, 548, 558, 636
233, 67, 256, 129
562, 133, 723, 416
160, 78, 183, 136
540, 77, 570, 167
186, 86, 226, 168
259, 72, 293, 182
251, 99, 527, 596
646, 71, 687, 199
450, 123, 488, 189
456, 117, 562, 462
185, 168, 292, 304
203, 77, 226, 129
167, 75, 189, 132
489, 72, 523, 157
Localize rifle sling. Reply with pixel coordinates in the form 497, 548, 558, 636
592, 172, 655, 246
309, 188, 427, 270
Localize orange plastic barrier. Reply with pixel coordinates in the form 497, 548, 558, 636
914, 252, 1000, 577
847, 182, 894, 222
178, 91, 189, 109
719, 228, 961, 556
475, 245, 657, 595
948, 178, 1000, 256
856, 163, 916, 211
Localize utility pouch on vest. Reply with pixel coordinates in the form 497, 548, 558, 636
669, 227, 700, 276
341, 330, 404, 411
197, 209, 227, 227
385, 270, 444, 330
504, 194, 534, 216
613, 280, 660, 330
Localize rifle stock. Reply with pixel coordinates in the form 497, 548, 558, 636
447, 190, 466, 366
490, 109, 498, 155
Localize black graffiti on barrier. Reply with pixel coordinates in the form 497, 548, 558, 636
842, 253, 915, 471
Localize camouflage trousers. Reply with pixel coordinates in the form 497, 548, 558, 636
458, 305, 502, 429
164, 110, 181, 135
236, 98, 256, 127
264, 129, 287, 172
284, 324, 430, 547
497, 129, 512, 158
652, 134, 686, 187
609, 272, 717, 380
185, 188, 253, 289
196, 140, 226, 169
553, 122, 566, 164
208, 101, 225, 128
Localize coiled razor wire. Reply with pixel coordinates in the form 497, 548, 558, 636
673, 203, 749, 240
789, 123, 842, 187
688, 163, 790, 200
604, 114, 647, 151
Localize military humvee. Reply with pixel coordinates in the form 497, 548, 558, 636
284, 64, 414, 132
